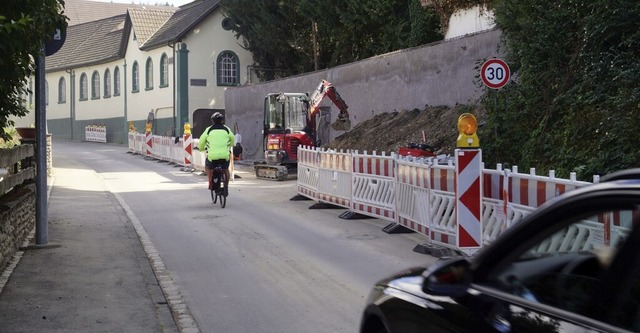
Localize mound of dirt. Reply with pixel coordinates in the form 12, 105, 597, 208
329, 105, 485, 156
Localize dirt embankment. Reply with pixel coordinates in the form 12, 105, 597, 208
329, 105, 485, 156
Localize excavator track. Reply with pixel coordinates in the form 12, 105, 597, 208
254, 164, 289, 181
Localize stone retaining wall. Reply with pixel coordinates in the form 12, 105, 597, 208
0, 185, 36, 272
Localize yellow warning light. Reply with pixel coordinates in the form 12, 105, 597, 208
457, 113, 479, 148
184, 123, 191, 135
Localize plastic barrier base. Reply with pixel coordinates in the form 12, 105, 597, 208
290, 194, 312, 201
338, 211, 372, 220
382, 223, 415, 234
309, 202, 343, 209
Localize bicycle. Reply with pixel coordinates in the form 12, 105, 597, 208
208, 165, 227, 208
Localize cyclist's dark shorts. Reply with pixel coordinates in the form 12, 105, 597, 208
206, 159, 230, 170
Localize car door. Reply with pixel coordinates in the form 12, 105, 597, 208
467, 192, 640, 333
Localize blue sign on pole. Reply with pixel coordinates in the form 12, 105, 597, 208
45, 28, 66, 56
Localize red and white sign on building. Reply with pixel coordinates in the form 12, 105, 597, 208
455, 149, 483, 254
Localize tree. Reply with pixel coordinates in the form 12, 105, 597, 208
220, 0, 442, 80
0, 0, 68, 140
480, 0, 640, 179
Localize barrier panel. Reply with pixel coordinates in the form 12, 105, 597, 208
128, 132, 136, 152
85, 125, 107, 143
481, 165, 508, 245
316, 149, 352, 208
297, 146, 320, 200
351, 151, 396, 222
396, 156, 432, 235
426, 161, 457, 248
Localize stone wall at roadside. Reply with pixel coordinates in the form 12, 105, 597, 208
0, 185, 36, 272
0, 135, 51, 273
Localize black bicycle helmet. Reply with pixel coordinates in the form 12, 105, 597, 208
211, 112, 224, 124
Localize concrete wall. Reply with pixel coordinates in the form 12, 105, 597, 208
224, 29, 502, 160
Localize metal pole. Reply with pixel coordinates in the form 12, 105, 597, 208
35, 51, 48, 245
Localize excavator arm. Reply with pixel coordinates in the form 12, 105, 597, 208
309, 80, 351, 131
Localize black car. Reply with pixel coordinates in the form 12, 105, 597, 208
360, 170, 640, 333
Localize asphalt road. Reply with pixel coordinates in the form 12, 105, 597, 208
54, 140, 437, 333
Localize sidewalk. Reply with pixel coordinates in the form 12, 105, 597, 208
0, 156, 179, 332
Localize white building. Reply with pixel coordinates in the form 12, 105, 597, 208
39, 0, 253, 143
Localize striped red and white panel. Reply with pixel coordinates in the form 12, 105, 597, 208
352, 203, 396, 221
145, 133, 153, 156
398, 216, 428, 235
183, 133, 193, 165
352, 154, 394, 177
455, 149, 482, 252
430, 167, 455, 192
509, 176, 576, 207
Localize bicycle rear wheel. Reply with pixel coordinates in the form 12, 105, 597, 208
218, 173, 226, 208
218, 190, 226, 208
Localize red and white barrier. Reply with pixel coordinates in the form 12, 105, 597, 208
297, 146, 320, 200
126, 134, 603, 256
85, 125, 107, 143
316, 149, 352, 208
350, 151, 396, 222
396, 156, 432, 234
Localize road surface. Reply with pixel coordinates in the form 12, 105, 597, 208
53, 140, 437, 333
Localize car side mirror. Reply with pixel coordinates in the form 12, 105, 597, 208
422, 257, 471, 298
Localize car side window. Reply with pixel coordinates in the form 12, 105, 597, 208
485, 208, 636, 322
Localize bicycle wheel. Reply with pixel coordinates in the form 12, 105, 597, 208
219, 173, 226, 208
211, 188, 217, 203
218, 190, 226, 208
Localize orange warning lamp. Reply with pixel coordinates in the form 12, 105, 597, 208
457, 113, 479, 148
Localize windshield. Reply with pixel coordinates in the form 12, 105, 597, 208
264, 94, 309, 131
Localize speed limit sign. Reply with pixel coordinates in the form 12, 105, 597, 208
481, 58, 510, 89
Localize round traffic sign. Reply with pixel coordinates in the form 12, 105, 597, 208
481, 58, 510, 89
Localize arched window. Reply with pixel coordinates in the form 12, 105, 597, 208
58, 77, 66, 103
91, 70, 100, 99
104, 68, 111, 97
132, 61, 139, 93
145, 57, 154, 90
79, 73, 88, 101
160, 53, 169, 87
114, 66, 120, 96
216, 51, 240, 86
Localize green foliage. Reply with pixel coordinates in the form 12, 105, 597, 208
480, 0, 640, 179
0, 127, 20, 148
220, 0, 442, 80
0, 0, 68, 141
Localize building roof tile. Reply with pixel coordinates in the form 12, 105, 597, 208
46, 14, 127, 72
141, 0, 220, 50
128, 8, 176, 46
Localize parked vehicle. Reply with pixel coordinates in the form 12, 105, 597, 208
254, 80, 351, 180
360, 169, 640, 333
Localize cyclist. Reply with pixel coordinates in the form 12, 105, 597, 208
198, 112, 235, 196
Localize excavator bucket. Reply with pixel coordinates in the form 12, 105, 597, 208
331, 118, 351, 131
